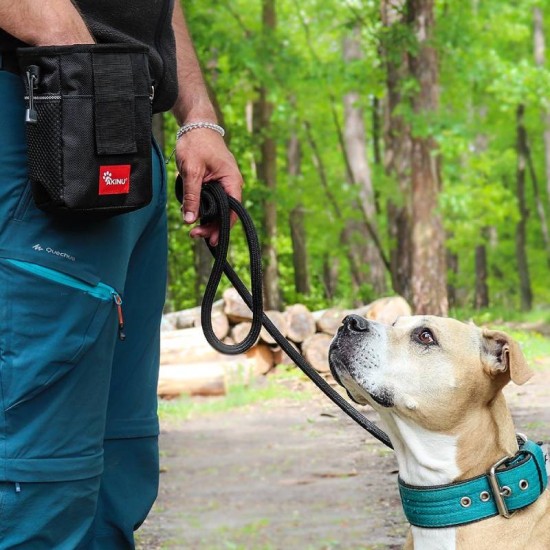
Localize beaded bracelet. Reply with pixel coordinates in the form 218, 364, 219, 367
176, 121, 225, 140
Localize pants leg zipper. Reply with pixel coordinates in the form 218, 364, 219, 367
4, 259, 126, 341
113, 292, 125, 341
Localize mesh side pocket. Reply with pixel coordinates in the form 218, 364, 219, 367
26, 98, 63, 205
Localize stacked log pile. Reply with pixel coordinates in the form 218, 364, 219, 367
159, 290, 411, 398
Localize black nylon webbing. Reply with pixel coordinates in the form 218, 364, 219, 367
92, 52, 137, 155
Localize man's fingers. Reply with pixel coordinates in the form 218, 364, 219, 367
209, 227, 220, 247
190, 226, 209, 239
190, 223, 219, 247
180, 164, 204, 224
175, 138, 244, 238
221, 175, 243, 229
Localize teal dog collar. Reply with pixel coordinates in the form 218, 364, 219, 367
399, 439, 548, 528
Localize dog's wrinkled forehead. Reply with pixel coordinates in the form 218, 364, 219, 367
392, 314, 468, 332
389, 315, 480, 352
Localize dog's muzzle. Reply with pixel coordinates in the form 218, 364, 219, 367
329, 315, 394, 408
329, 314, 372, 385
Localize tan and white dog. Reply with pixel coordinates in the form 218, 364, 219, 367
328, 314, 550, 550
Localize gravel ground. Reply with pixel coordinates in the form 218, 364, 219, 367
136, 367, 550, 550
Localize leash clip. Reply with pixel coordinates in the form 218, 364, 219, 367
488, 454, 516, 519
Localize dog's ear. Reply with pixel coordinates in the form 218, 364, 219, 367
482, 329, 533, 385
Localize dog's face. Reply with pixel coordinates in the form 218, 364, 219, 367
329, 314, 533, 433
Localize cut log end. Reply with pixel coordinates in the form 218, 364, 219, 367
286, 304, 316, 343
302, 333, 333, 373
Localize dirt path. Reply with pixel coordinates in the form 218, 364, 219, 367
136, 369, 550, 550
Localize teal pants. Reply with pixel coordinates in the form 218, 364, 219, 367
0, 68, 168, 548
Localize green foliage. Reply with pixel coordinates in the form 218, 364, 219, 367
165, 0, 550, 313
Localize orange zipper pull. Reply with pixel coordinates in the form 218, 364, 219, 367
113, 293, 126, 341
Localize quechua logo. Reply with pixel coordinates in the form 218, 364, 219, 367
99, 165, 131, 195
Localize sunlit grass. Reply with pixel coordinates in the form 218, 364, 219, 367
492, 329, 550, 369
158, 366, 313, 422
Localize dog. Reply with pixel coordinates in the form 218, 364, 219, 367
328, 314, 550, 550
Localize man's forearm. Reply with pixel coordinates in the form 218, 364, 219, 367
171, 2, 216, 125
0, 0, 94, 46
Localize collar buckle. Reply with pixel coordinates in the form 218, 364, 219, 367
488, 454, 516, 518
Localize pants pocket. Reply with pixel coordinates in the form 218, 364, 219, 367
0, 478, 101, 549
10, 180, 33, 221
0, 258, 121, 411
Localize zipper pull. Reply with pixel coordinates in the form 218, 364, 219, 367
25, 65, 39, 124
112, 293, 126, 341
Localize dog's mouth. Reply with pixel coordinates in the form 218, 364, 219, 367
364, 388, 394, 408
329, 343, 363, 404
328, 339, 344, 385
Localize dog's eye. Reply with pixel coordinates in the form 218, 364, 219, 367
417, 329, 435, 345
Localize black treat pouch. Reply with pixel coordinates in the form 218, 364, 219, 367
17, 44, 153, 218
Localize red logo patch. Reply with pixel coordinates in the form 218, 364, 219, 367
99, 165, 131, 195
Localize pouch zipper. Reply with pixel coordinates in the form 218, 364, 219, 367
6, 259, 125, 341
25, 65, 39, 124
24, 95, 62, 100
24, 65, 62, 125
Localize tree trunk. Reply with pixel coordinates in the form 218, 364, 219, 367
341, 222, 368, 300
255, 0, 281, 310
525, 137, 550, 266
446, 249, 458, 309
407, 0, 448, 316
515, 104, 533, 311
322, 254, 339, 301
294, 0, 390, 296
381, 0, 413, 303
372, 96, 382, 167
531, 7, 550, 266
289, 205, 310, 295
533, 7, 550, 210
381, 0, 447, 314
471, 104, 490, 310
303, 120, 364, 297
342, 26, 387, 295
287, 127, 310, 295
329, 97, 380, 295
474, 244, 489, 309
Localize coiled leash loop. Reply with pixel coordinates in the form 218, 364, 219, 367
176, 178, 393, 449
197, 180, 264, 355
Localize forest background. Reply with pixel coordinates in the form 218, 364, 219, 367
156, 0, 550, 322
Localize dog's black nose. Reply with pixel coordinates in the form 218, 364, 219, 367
342, 314, 369, 332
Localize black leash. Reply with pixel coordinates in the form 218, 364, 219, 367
176, 178, 393, 449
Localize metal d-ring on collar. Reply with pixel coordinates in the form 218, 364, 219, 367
487, 433, 535, 519
398, 436, 549, 529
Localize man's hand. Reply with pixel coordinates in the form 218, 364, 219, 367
0, 0, 94, 45
176, 130, 243, 247
171, 2, 244, 246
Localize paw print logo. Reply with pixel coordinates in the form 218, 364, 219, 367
103, 170, 112, 183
